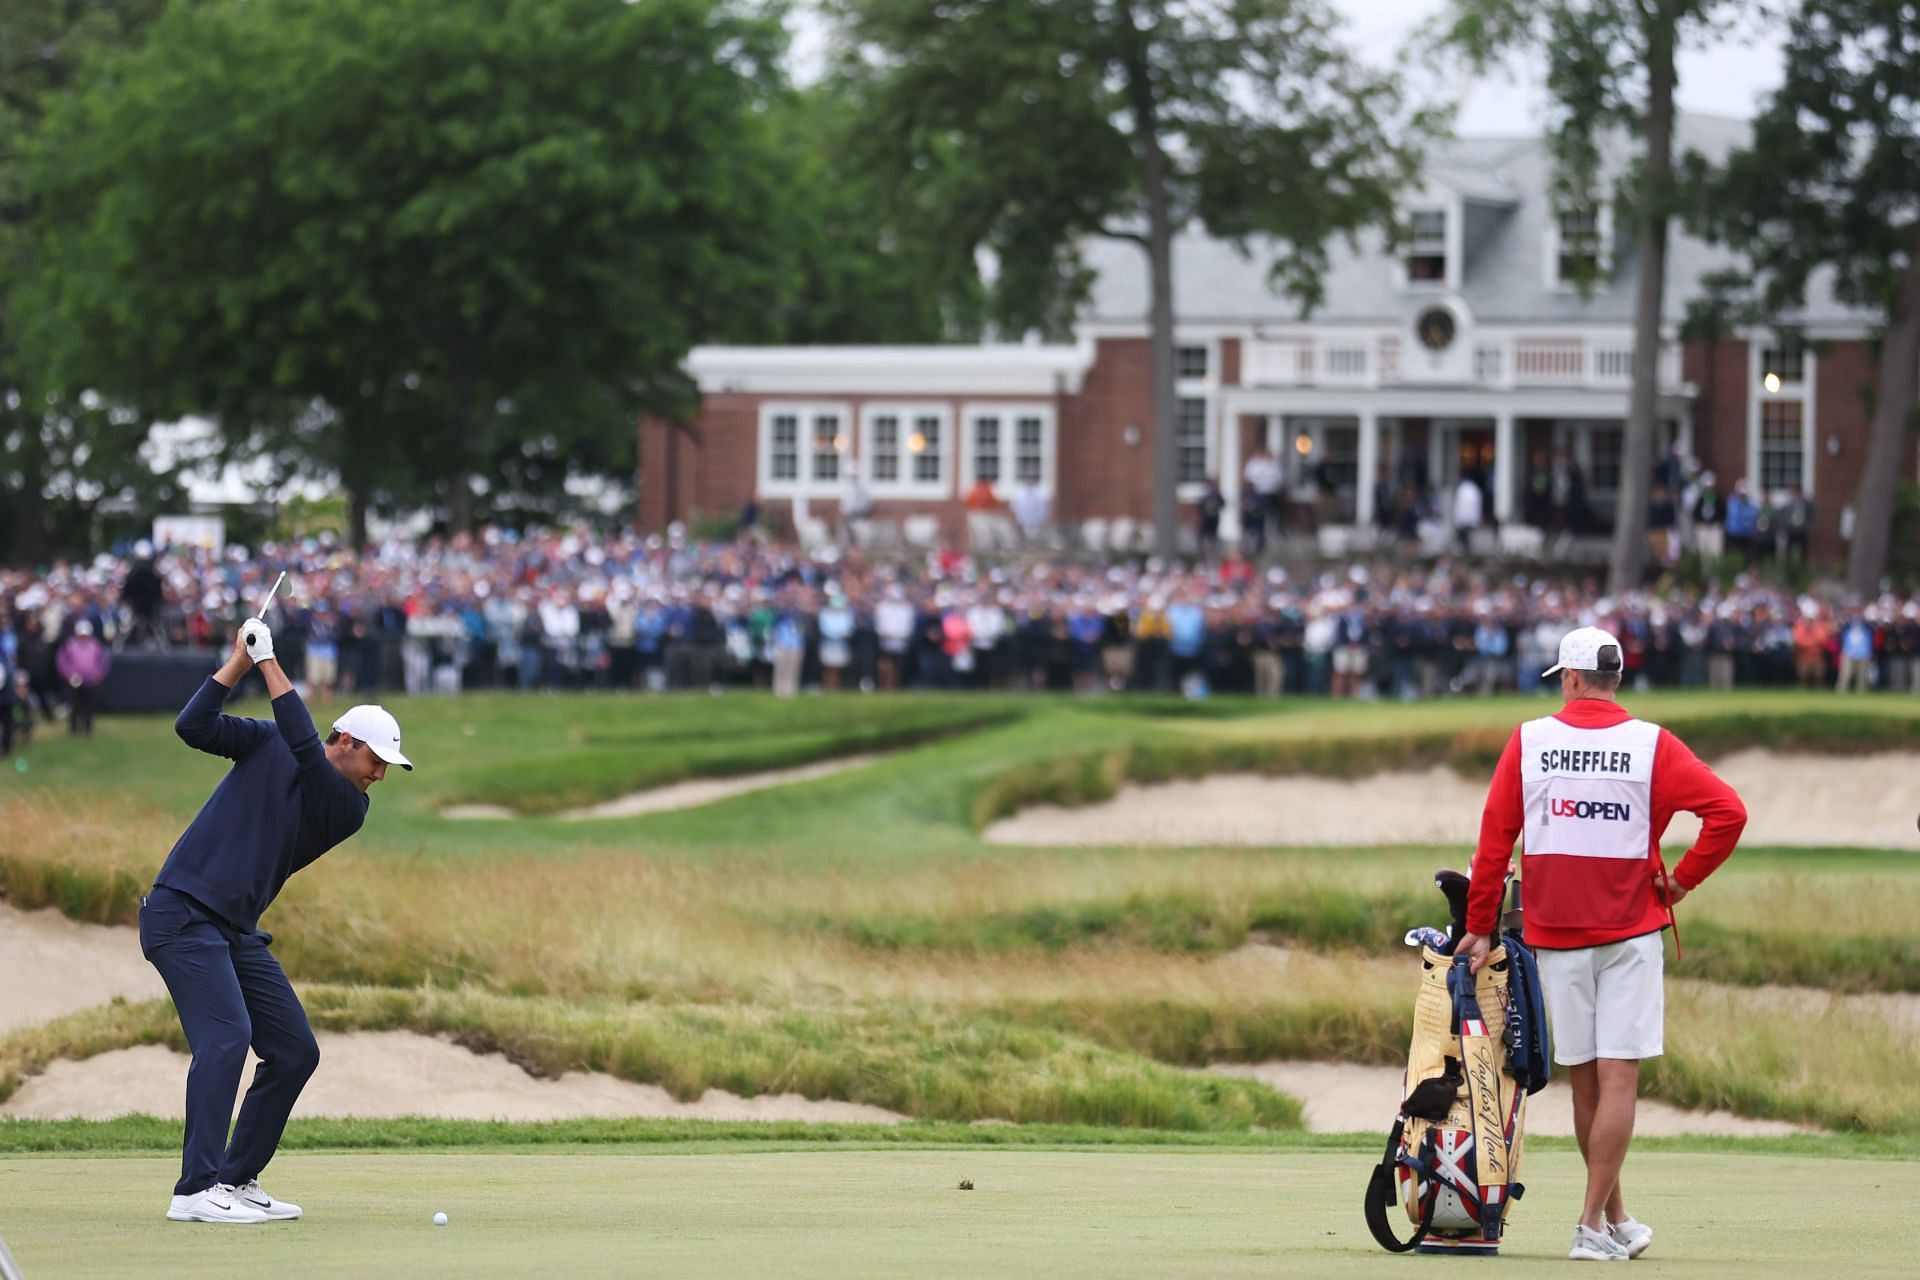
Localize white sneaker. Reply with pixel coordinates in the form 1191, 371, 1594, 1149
233, 1178, 303, 1220
1569, 1224, 1630, 1261
1608, 1216, 1653, 1258
165, 1183, 270, 1224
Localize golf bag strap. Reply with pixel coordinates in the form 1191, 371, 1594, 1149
1363, 1119, 1434, 1254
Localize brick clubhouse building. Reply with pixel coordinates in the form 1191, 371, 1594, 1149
639, 117, 1913, 563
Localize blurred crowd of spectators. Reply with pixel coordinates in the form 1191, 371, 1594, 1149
2, 523, 1915, 736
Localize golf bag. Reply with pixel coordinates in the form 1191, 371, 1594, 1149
1364, 926, 1548, 1256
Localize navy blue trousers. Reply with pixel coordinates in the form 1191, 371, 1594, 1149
139, 885, 319, 1197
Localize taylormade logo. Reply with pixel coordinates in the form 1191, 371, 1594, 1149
1549, 798, 1632, 821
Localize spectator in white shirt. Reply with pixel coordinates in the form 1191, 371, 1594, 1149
1452, 473, 1485, 553
1011, 480, 1050, 545
1242, 447, 1284, 554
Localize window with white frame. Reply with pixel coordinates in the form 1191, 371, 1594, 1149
962, 403, 1055, 495
1177, 397, 1209, 485
912, 414, 945, 484
1406, 209, 1448, 283
1014, 413, 1046, 484
768, 412, 800, 483
810, 413, 844, 483
759, 403, 851, 495
971, 414, 1002, 485
869, 413, 902, 484
1588, 424, 1624, 494
860, 404, 949, 496
1554, 206, 1605, 283
1759, 400, 1806, 491
1176, 344, 1210, 380
1761, 341, 1806, 386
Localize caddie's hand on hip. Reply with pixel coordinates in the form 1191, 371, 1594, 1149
241, 620, 275, 664
1459, 931, 1492, 973
1656, 879, 1689, 907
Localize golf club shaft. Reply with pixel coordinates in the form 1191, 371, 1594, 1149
256, 570, 287, 620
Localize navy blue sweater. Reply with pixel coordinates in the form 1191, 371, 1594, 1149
156, 678, 368, 933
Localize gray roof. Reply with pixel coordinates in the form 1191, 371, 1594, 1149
1081, 115, 1868, 331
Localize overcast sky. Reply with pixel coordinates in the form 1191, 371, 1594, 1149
789, 0, 1788, 136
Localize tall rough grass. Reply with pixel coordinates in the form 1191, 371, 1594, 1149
450, 705, 1022, 816
966, 709, 1920, 830
6, 698, 1920, 1135
0, 990, 1300, 1131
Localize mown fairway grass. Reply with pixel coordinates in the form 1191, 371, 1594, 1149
2, 688, 1918, 1138
3, 1146, 1918, 1279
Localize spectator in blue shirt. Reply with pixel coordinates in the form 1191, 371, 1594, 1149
1167, 596, 1208, 684
1837, 614, 1876, 693
1725, 480, 1760, 562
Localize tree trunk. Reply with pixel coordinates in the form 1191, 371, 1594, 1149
347, 485, 370, 550
1846, 221, 1920, 595
1608, 11, 1678, 595
1121, 4, 1182, 562
446, 367, 478, 534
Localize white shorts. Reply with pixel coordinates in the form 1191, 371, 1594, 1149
1536, 931, 1665, 1065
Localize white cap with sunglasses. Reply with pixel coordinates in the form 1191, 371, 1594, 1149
1541, 626, 1624, 679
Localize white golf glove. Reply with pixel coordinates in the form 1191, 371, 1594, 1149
241, 620, 276, 663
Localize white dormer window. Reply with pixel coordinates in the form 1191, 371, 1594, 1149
1549, 204, 1612, 286
1406, 210, 1448, 284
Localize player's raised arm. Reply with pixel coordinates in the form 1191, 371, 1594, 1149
240, 619, 327, 774
173, 628, 272, 760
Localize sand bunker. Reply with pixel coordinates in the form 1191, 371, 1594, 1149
986, 750, 1920, 849
442, 753, 883, 821
1206, 1061, 1815, 1137
0, 904, 168, 1036
0, 1031, 906, 1125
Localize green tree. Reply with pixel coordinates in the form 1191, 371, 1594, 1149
0, 0, 173, 561
761, 84, 981, 344
1696, 0, 1920, 594
1434, 0, 1754, 594
14, 0, 795, 537
828, 0, 1430, 558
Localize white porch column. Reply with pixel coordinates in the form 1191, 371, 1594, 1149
1356, 408, 1381, 526
1221, 398, 1244, 542
1493, 409, 1517, 524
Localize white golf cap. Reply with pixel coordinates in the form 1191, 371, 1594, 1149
1541, 625, 1624, 678
331, 704, 413, 770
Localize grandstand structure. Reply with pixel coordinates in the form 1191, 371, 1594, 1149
639, 117, 1906, 563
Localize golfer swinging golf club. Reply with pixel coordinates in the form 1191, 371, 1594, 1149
1457, 626, 1745, 1262
141, 583, 412, 1224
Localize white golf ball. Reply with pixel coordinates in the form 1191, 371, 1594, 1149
433, 1212, 448, 1227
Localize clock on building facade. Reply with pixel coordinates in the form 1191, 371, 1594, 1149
1416, 306, 1457, 353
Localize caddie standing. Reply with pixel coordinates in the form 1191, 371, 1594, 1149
1457, 626, 1745, 1262
141, 618, 412, 1223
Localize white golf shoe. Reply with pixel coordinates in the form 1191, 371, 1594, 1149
1569, 1224, 1630, 1261
1608, 1216, 1654, 1258
165, 1183, 270, 1223
233, 1179, 303, 1220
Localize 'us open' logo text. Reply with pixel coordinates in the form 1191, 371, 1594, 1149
1549, 797, 1632, 821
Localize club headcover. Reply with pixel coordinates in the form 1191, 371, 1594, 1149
1435, 869, 1472, 941
1402, 1055, 1464, 1122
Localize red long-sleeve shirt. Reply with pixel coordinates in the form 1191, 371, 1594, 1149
1465, 698, 1748, 948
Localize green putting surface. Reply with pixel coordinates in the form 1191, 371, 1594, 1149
2, 1146, 1915, 1278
